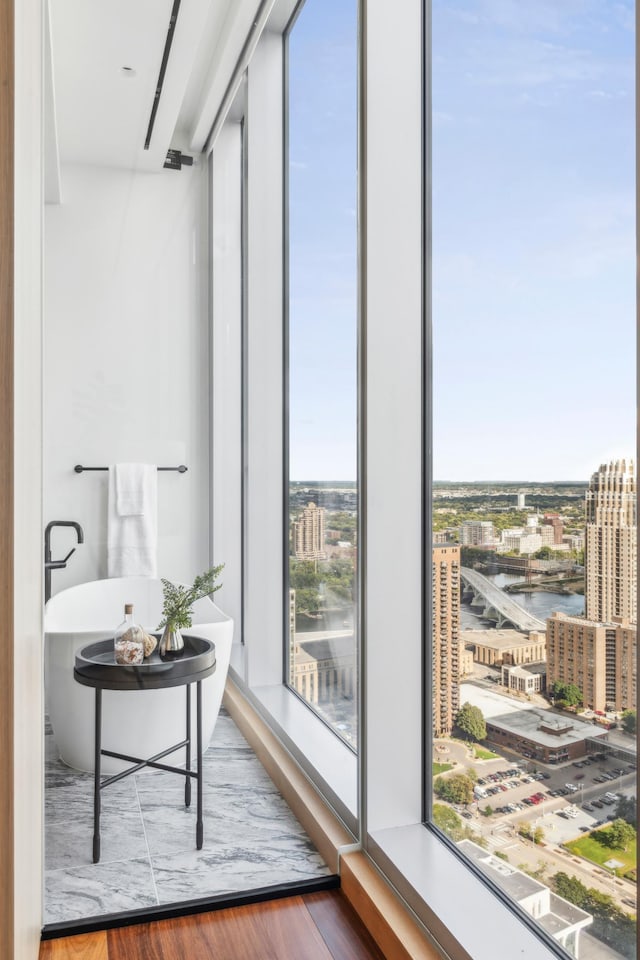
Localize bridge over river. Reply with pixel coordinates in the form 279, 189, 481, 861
460, 567, 546, 633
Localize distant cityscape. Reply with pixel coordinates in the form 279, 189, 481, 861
287, 460, 637, 959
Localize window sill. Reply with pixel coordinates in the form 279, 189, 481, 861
368, 824, 564, 960
227, 666, 358, 833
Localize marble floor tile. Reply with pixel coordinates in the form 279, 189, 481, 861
43, 708, 332, 924
151, 844, 331, 904
45, 773, 138, 825
44, 857, 157, 924
46, 808, 147, 871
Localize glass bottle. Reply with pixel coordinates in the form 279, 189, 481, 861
114, 603, 145, 665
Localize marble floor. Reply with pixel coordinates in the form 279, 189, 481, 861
44, 708, 332, 926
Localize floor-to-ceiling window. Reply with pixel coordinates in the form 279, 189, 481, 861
429, 4, 637, 958
285, 0, 359, 748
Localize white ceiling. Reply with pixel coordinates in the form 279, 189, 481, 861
46, 0, 247, 187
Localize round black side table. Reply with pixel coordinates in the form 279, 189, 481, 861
74, 635, 216, 864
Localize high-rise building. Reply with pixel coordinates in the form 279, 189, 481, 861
543, 513, 564, 545
546, 459, 637, 711
546, 612, 636, 712
459, 520, 495, 546
585, 459, 636, 623
292, 502, 327, 560
433, 544, 460, 736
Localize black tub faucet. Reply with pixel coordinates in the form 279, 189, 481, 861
44, 521, 84, 603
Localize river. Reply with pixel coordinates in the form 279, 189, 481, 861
460, 571, 584, 631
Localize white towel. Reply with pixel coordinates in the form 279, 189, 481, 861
107, 464, 158, 577
115, 462, 151, 516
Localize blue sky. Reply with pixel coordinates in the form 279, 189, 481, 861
288, 0, 358, 482
288, 0, 635, 483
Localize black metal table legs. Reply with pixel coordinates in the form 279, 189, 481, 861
92, 681, 203, 863
93, 687, 102, 864
185, 684, 191, 808
196, 680, 203, 849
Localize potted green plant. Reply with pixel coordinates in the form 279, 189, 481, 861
157, 564, 224, 658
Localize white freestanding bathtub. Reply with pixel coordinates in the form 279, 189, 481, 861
45, 577, 233, 774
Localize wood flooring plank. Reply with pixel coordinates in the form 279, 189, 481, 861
39, 932, 109, 960
107, 897, 336, 960
304, 891, 387, 960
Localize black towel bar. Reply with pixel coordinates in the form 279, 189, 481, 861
74, 465, 188, 474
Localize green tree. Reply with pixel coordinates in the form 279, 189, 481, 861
533, 546, 554, 560
289, 559, 321, 590
433, 774, 475, 805
517, 822, 532, 840
455, 702, 487, 742
615, 795, 637, 829
466, 766, 478, 783
552, 872, 589, 908
294, 587, 322, 615
550, 680, 583, 707
621, 709, 637, 735
432, 804, 463, 839
603, 819, 636, 852
533, 826, 545, 845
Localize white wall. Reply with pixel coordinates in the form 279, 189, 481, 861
44, 162, 211, 594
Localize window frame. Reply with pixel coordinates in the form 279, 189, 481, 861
282, 0, 362, 752
206, 2, 636, 958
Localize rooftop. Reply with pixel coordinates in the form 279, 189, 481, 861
459, 683, 608, 749
463, 629, 544, 650
457, 841, 592, 935
502, 662, 547, 679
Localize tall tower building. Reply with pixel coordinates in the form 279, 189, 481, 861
546, 612, 636, 713
585, 459, 636, 624
292, 503, 327, 560
546, 458, 637, 712
433, 544, 460, 736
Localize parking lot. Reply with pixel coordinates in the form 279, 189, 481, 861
445, 746, 637, 838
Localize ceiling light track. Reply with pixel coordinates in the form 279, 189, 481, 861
144, 0, 182, 151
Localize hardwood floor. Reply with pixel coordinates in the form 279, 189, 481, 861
40, 891, 387, 960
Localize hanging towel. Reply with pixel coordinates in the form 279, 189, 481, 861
108, 464, 158, 577
115, 462, 152, 516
